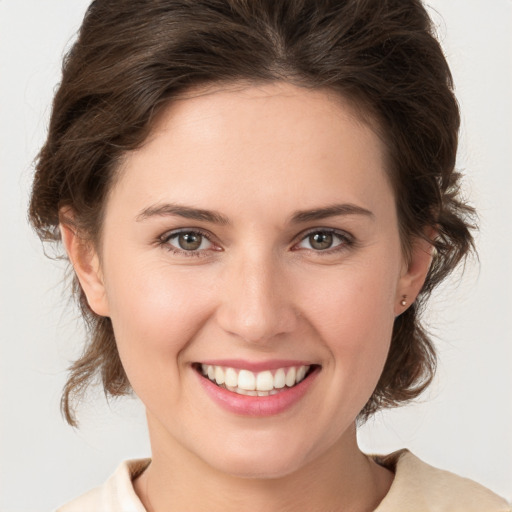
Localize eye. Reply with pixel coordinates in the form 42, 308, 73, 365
160, 229, 215, 255
295, 229, 352, 252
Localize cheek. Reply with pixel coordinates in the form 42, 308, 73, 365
102, 261, 215, 390
298, 258, 399, 375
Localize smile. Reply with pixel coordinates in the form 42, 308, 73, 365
197, 364, 314, 397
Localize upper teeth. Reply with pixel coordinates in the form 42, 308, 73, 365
201, 364, 310, 393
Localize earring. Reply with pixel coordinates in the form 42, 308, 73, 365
400, 295, 407, 307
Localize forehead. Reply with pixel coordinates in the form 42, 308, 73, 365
111, 82, 393, 221
148, 82, 382, 161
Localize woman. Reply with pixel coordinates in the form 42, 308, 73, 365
28, 0, 510, 510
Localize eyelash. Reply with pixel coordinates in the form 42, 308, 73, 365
158, 228, 216, 258
157, 228, 355, 258
294, 228, 355, 255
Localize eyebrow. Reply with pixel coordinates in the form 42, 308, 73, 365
289, 203, 374, 223
136, 203, 231, 225
136, 202, 374, 225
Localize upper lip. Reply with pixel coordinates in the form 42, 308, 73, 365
196, 359, 317, 372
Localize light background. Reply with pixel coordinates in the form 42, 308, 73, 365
0, 1, 511, 510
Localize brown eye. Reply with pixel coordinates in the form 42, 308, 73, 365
309, 232, 334, 250
162, 230, 213, 253
178, 232, 203, 251
295, 229, 352, 253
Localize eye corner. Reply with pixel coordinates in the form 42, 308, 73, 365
156, 228, 222, 257
292, 228, 356, 254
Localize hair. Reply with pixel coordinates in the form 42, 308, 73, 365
29, 0, 475, 427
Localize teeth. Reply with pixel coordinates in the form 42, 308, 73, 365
256, 370, 274, 391
214, 366, 225, 385
238, 370, 256, 390
285, 367, 296, 387
274, 368, 286, 389
296, 365, 307, 383
199, 364, 312, 395
225, 367, 238, 387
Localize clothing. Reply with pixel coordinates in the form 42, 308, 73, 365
55, 450, 510, 511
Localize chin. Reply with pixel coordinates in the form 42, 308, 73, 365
199, 433, 317, 480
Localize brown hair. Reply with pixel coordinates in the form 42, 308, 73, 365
29, 0, 475, 426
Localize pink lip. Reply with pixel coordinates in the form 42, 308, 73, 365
198, 359, 313, 372
195, 365, 320, 417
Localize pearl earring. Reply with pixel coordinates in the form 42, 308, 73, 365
400, 295, 407, 307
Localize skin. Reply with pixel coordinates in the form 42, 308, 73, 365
62, 82, 433, 511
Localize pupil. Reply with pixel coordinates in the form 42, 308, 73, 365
310, 232, 333, 250
179, 233, 202, 250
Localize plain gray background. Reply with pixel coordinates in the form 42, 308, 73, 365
1, 1, 511, 510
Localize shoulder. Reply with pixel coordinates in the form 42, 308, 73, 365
374, 450, 510, 512
55, 459, 150, 512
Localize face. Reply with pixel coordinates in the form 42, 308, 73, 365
72, 82, 427, 478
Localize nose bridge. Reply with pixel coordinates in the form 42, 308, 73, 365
216, 249, 297, 343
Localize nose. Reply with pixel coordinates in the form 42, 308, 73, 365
215, 252, 298, 344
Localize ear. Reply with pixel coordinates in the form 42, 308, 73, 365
60, 215, 110, 317
394, 231, 435, 316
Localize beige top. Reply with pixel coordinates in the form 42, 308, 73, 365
56, 450, 510, 512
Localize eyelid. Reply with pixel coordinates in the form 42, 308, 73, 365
158, 227, 221, 257
159, 227, 213, 243
292, 227, 355, 251
157, 226, 355, 257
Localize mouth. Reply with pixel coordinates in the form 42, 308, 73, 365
193, 363, 319, 397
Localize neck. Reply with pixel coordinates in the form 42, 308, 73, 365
134, 418, 393, 512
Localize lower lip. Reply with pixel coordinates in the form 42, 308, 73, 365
195, 367, 320, 417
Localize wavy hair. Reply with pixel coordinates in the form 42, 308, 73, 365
29, 0, 475, 426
